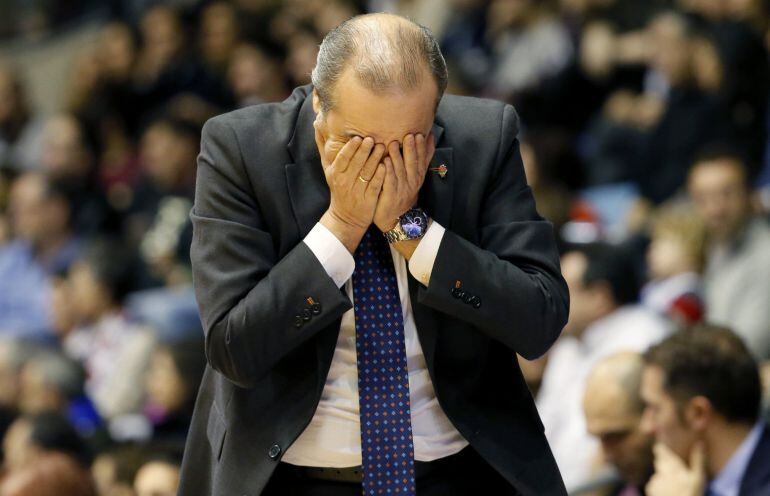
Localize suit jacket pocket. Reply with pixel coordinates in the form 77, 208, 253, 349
206, 401, 227, 461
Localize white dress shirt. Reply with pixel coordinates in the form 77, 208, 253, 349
282, 221, 468, 467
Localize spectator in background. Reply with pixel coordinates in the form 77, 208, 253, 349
144, 339, 205, 446
128, 116, 198, 286
39, 114, 118, 236
581, 352, 654, 496
199, 1, 241, 76
227, 43, 288, 107
537, 243, 670, 490
133, 454, 181, 496
0, 174, 80, 340
641, 325, 770, 496
678, 0, 770, 173
64, 240, 155, 420
639, 12, 725, 203
687, 149, 770, 358
640, 203, 705, 327
2, 411, 91, 473
0, 65, 44, 172
17, 349, 101, 437
133, 4, 232, 114
92, 445, 148, 496
0, 452, 97, 496
485, 0, 573, 101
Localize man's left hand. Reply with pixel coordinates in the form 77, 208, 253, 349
373, 132, 435, 232
645, 442, 707, 496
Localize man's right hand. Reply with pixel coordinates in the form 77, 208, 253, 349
314, 121, 386, 253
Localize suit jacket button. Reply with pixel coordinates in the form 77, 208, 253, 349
311, 302, 322, 315
451, 287, 462, 298
472, 298, 482, 309
294, 315, 304, 328
301, 308, 312, 321
268, 444, 281, 459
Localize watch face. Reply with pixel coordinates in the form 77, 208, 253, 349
400, 208, 428, 239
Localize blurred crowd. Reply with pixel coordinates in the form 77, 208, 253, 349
0, 0, 770, 494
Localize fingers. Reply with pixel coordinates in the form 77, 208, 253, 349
359, 143, 386, 182
387, 141, 408, 186
347, 137, 375, 176
403, 134, 418, 183
366, 162, 386, 198
334, 136, 364, 173
382, 156, 396, 193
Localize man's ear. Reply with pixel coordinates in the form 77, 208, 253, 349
312, 89, 321, 115
684, 396, 713, 433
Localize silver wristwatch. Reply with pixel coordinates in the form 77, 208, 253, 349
383, 208, 430, 244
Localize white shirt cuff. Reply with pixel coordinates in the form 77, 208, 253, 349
408, 220, 445, 287
303, 222, 355, 288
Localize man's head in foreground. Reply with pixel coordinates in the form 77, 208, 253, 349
310, 13, 447, 165
640, 324, 761, 474
584, 352, 654, 488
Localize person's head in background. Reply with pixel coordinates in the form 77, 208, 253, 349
2, 411, 90, 474
39, 114, 95, 184
647, 203, 705, 281
561, 243, 640, 338
96, 22, 138, 83
134, 453, 181, 496
676, 0, 728, 22
8, 173, 72, 255
0, 340, 36, 411
18, 350, 85, 415
139, 116, 199, 193
68, 239, 138, 326
199, 1, 240, 73
92, 445, 148, 496
0, 65, 31, 142
136, 5, 185, 81
0, 452, 96, 496
584, 352, 654, 489
145, 339, 206, 421
687, 148, 752, 244
647, 11, 697, 89
227, 43, 287, 106
640, 324, 761, 474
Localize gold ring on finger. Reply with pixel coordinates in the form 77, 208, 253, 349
358, 175, 370, 184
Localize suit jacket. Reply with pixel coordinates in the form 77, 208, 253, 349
739, 423, 770, 496
178, 85, 570, 496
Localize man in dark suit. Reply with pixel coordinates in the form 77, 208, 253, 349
640, 325, 770, 496
179, 13, 569, 496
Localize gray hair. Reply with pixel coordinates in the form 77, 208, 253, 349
27, 350, 85, 400
311, 13, 448, 113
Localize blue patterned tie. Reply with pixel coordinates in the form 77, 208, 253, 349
353, 226, 416, 495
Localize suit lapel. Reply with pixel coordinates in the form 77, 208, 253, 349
285, 90, 329, 238
409, 122, 453, 371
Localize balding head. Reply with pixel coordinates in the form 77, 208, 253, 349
583, 352, 653, 486
584, 352, 645, 429
311, 13, 447, 113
